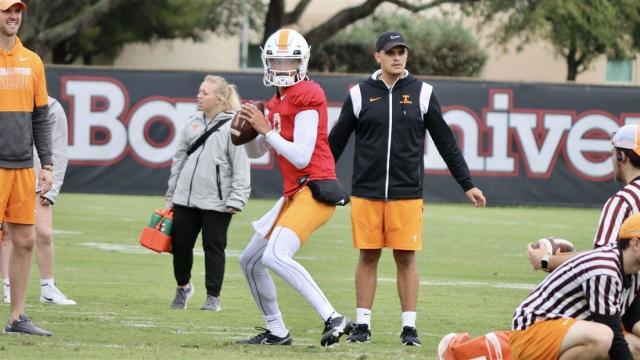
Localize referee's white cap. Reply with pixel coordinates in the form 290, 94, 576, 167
612, 124, 640, 156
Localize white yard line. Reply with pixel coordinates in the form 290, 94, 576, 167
378, 277, 535, 290
53, 229, 83, 235
79, 242, 316, 260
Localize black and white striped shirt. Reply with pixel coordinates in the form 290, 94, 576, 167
594, 178, 640, 248
512, 245, 640, 330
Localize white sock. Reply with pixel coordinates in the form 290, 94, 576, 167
356, 308, 371, 328
264, 312, 288, 338
2, 278, 9, 286
402, 311, 417, 328
356, 308, 371, 327
41, 278, 55, 287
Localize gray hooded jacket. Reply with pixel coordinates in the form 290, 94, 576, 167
166, 111, 251, 211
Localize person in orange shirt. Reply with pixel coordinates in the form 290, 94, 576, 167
0, 0, 53, 336
1, 97, 74, 306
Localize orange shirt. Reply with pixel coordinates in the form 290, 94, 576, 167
0, 36, 48, 111
0, 36, 50, 168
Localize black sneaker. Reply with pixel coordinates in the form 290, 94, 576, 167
235, 327, 293, 345
3, 314, 52, 336
320, 315, 353, 347
346, 323, 371, 343
400, 326, 422, 346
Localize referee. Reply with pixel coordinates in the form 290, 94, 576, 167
510, 212, 640, 360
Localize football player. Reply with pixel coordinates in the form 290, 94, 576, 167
235, 28, 351, 347
440, 213, 640, 360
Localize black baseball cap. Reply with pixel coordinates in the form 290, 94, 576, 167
376, 32, 409, 52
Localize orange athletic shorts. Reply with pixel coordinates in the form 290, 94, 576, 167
268, 186, 336, 244
350, 196, 423, 250
509, 318, 577, 360
0, 168, 36, 225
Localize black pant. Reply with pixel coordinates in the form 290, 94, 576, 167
172, 204, 232, 297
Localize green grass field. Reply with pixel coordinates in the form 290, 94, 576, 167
1, 193, 601, 359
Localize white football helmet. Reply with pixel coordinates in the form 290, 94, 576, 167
261, 28, 310, 87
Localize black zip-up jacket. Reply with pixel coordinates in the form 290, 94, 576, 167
329, 70, 474, 200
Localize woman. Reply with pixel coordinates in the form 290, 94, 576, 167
165, 75, 250, 312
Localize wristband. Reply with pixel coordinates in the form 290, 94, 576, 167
541, 255, 550, 272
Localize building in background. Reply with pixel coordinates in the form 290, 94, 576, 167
111, 0, 638, 85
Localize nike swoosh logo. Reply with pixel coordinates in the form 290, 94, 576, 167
18, 56, 28, 61
369, 97, 381, 102
390, 35, 400, 39
42, 296, 54, 302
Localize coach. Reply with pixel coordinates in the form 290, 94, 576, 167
329, 31, 486, 345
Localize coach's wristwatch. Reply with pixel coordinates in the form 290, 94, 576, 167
541, 255, 550, 272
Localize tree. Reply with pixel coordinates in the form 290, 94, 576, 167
20, 0, 129, 57
310, 13, 486, 77
260, 0, 478, 46
470, 0, 640, 81
20, 0, 264, 64
25, 0, 483, 66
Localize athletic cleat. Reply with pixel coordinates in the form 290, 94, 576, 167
40, 284, 76, 305
320, 315, 353, 347
3, 314, 52, 336
170, 283, 194, 309
400, 326, 422, 346
2, 282, 9, 304
235, 327, 293, 345
200, 295, 221, 312
346, 323, 371, 343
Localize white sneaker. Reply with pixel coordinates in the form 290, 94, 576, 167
2, 282, 9, 304
40, 284, 76, 305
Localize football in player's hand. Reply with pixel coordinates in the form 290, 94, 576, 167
230, 101, 264, 146
531, 237, 576, 255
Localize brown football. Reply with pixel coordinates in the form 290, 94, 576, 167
230, 101, 264, 146
531, 237, 576, 255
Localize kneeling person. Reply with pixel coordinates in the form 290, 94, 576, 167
510, 213, 640, 360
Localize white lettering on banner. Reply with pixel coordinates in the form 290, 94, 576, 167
512, 113, 571, 177
565, 113, 617, 179
625, 116, 640, 125
128, 98, 195, 166
65, 79, 128, 164
425, 90, 626, 180
485, 111, 513, 173
61, 78, 640, 181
